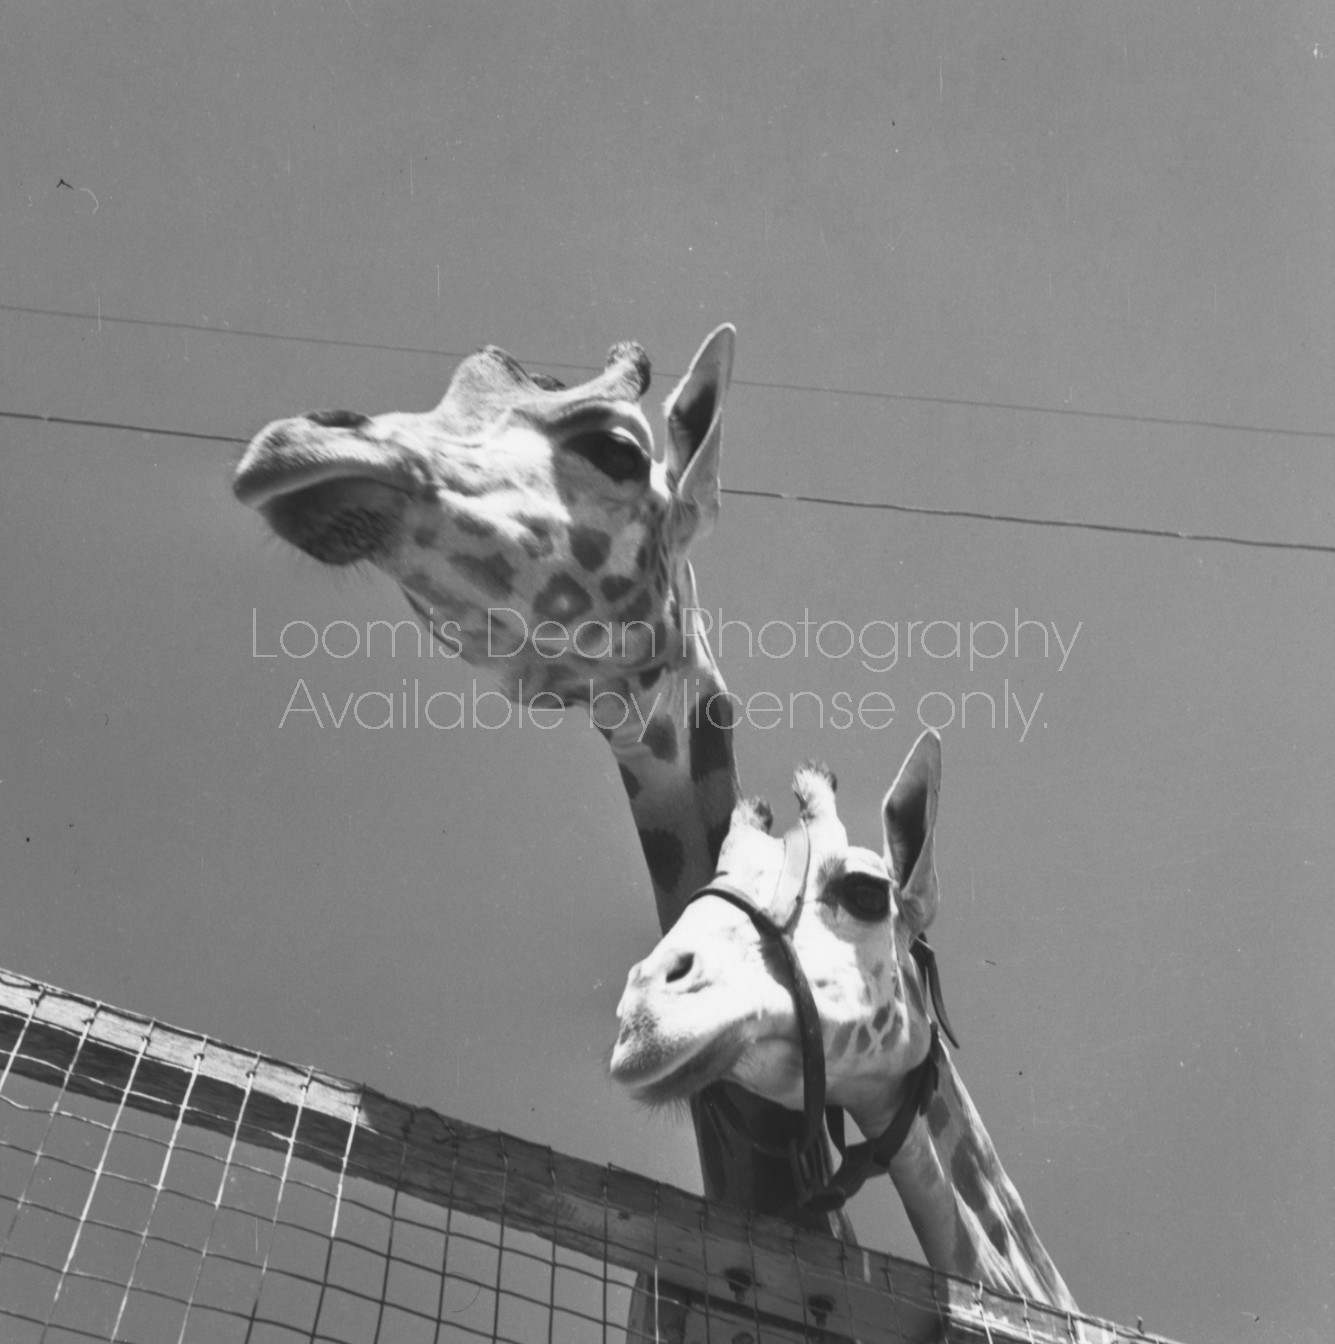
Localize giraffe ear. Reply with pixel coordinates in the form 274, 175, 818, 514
663, 324, 735, 545
882, 730, 942, 936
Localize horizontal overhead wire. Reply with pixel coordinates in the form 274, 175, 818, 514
723, 486, 1335, 554
5, 406, 1330, 556
734, 374, 1335, 442
2, 408, 242, 447
2, 301, 1332, 555
5, 300, 1334, 442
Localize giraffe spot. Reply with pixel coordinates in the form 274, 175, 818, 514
304, 409, 370, 431
951, 1137, 1001, 1229
600, 574, 637, 603
455, 512, 498, 540
693, 698, 736, 784
705, 817, 732, 866
534, 574, 593, 622
870, 962, 885, 982
705, 692, 736, 731
638, 666, 663, 691
450, 551, 515, 600
413, 525, 440, 548
830, 1023, 855, 1057
618, 765, 642, 801
926, 1095, 951, 1138
569, 526, 613, 572
872, 1005, 891, 1032
688, 725, 731, 784
635, 543, 650, 573
621, 589, 653, 623
953, 1208, 981, 1279
855, 1026, 873, 1053
969, 1130, 1003, 1181
638, 829, 685, 894
641, 719, 678, 764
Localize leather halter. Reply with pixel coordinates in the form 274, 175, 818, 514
687, 820, 960, 1212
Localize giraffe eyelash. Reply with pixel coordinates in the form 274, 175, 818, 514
817, 856, 845, 883
815, 856, 846, 904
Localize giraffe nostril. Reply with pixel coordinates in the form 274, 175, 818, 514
664, 951, 695, 985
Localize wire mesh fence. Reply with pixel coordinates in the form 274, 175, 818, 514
0, 969, 1170, 1344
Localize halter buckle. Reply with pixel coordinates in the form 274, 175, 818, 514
792, 1140, 850, 1212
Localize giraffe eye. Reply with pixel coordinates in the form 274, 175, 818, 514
839, 877, 890, 922
566, 431, 649, 483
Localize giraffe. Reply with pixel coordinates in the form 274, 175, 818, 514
235, 329, 736, 922
232, 326, 850, 1236
610, 730, 1082, 1313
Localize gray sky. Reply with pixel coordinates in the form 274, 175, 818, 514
3, 3, 1333, 1340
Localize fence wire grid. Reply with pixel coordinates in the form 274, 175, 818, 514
0, 969, 1174, 1344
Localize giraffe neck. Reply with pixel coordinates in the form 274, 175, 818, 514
589, 582, 853, 1237
591, 604, 740, 932
873, 1050, 1078, 1310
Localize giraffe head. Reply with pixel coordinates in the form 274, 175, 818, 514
610, 731, 944, 1137
612, 734, 1081, 1310
234, 326, 735, 700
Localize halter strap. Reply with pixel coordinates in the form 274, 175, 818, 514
688, 820, 828, 1188
910, 936, 960, 1050
817, 1022, 944, 1210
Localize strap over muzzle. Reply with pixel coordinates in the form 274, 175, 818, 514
688, 818, 828, 1197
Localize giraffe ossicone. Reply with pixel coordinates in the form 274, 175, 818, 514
610, 730, 1081, 1310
